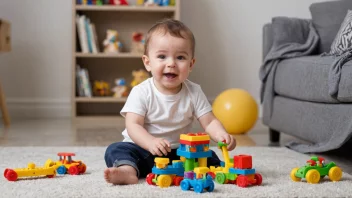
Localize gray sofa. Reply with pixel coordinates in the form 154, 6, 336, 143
261, 0, 352, 153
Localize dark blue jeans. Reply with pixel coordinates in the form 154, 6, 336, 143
104, 142, 221, 178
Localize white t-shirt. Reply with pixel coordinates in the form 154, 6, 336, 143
120, 77, 212, 149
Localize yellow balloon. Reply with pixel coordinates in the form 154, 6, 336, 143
212, 89, 258, 134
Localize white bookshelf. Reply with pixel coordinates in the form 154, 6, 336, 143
72, 0, 180, 120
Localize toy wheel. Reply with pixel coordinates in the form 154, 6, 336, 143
4, 169, 9, 178
306, 169, 320, 184
157, 175, 172, 188
173, 176, 183, 186
329, 166, 342, 182
206, 181, 215, 192
236, 175, 248, 188
290, 168, 301, 182
254, 173, 263, 185
57, 165, 67, 175
79, 163, 87, 174
146, 173, 155, 185
207, 172, 215, 179
180, 180, 190, 191
5, 169, 18, 181
68, 166, 80, 175
194, 183, 204, 193
215, 172, 226, 184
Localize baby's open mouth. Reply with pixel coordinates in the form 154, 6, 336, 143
163, 73, 178, 79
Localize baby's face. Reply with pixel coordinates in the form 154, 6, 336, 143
142, 32, 195, 95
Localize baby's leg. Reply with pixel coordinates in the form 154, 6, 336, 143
104, 165, 138, 185
104, 142, 153, 185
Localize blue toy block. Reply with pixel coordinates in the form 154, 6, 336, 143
229, 168, 256, 175
152, 165, 184, 177
177, 149, 212, 159
220, 161, 225, 167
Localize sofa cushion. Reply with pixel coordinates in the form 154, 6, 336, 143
274, 56, 352, 103
329, 10, 352, 55
309, 0, 352, 54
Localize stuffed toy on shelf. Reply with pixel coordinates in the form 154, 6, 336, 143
111, 78, 129, 98
131, 69, 150, 88
103, 29, 122, 53
131, 32, 145, 55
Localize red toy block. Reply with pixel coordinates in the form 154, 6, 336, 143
234, 155, 252, 169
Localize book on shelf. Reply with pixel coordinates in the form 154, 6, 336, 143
76, 14, 99, 54
76, 65, 92, 97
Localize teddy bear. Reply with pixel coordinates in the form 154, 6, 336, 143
130, 69, 150, 87
103, 29, 122, 53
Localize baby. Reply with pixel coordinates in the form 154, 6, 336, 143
104, 19, 236, 185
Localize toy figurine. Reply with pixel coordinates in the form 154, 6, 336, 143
103, 29, 122, 53
131, 32, 145, 54
131, 69, 150, 87
109, 0, 128, 5
93, 80, 111, 96
112, 78, 129, 98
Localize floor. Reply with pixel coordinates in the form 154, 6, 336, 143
1, 118, 351, 174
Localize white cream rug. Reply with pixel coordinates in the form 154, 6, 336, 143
0, 146, 351, 198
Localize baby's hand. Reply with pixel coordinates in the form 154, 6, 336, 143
216, 133, 236, 151
149, 138, 171, 156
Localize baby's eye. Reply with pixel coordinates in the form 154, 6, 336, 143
157, 55, 166, 59
177, 56, 185, 60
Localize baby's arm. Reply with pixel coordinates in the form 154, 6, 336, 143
198, 112, 236, 151
126, 112, 171, 156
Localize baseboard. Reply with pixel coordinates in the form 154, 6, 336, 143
3, 98, 71, 118
208, 97, 263, 119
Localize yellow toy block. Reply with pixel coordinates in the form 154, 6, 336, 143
155, 158, 169, 169
180, 133, 210, 142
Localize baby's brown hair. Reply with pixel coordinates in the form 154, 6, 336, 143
144, 19, 195, 57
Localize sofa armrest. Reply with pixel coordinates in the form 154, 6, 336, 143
262, 23, 273, 60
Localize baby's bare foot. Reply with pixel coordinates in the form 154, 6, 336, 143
104, 166, 138, 185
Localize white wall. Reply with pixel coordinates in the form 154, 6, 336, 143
182, 0, 326, 102
0, 0, 72, 118
0, 0, 329, 118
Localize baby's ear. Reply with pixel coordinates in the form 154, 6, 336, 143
142, 55, 151, 71
189, 58, 196, 71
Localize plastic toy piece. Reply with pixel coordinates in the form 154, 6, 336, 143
180, 167, 214, 193
177, 133, 212, 171
4, 162, 57, 181
146, 158, 184, 188
212, 141, 263, 187
290, 156, 343, 184
47, 152, 86, 175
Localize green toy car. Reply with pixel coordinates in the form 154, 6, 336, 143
290, 156, 342, 184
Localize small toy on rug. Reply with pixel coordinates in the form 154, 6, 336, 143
103, 29, 122, 53
290, 156, 342, 184
93, 80, 111, 96
4, 162, 57, 181
131, 32, 145, 55
111, 78, 129, 98
210, 140, 263, 187
130, 69, 150, 88
46, 152, 87, 175
146, 158, 184, 187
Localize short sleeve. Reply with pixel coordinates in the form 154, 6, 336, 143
120, 86, 148, 117
194, 86, 212, 119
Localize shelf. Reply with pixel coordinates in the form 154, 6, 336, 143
76, 52, 142, 58
76, 97, 127, 103
75, 5, 176, 12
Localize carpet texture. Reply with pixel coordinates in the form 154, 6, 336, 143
1, 146, 351, 198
